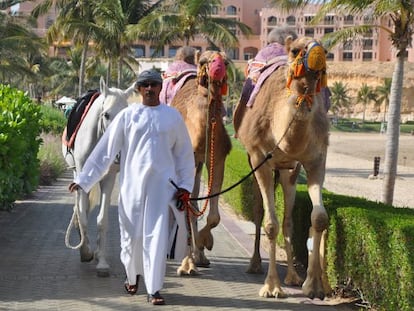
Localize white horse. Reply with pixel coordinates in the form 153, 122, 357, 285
63, 77, 136, 276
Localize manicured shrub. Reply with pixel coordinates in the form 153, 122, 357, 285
0, 85, 42, 209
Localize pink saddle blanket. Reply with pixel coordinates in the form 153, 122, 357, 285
160, 61, 197, 105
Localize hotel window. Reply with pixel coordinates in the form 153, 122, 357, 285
226, 48, 239, 60
286, 16, 295, 26
362, 52, 372, 61
304, 28, 314, 37
132, 45, 145, 57
343, 41, 353, 50
168, 46, 179, 58
363, 39, 373, 50
226, 5, 237, 15
343, 52, 353, 61
150, 46, 164, 57
344, 15, 354, 25
305, 15, 314, 25
324, 15, 334, 25
268, 16, 277, 26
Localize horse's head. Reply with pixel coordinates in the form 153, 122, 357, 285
285, 37, 327, 110
98, 77, 135, 136
196, 50, 228, 99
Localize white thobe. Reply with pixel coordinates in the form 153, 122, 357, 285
74, 103, 195, 295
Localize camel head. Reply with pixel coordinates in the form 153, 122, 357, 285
285, 37, 327, 110
196, 50, 228, 99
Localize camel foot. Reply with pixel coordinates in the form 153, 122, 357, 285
302, 276, 325, 300
197, 226, 214, 251
177, 256, 198, 276
259, 284, 287, 299
246, 255, 262, 274
284, 269, 303, 286
194, 250, 210, 267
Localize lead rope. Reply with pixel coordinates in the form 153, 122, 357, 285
65, 199, 84, 249
173, 95, 302, 201
65, 100, 105, 250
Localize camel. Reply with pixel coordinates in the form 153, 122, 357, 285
233, 36, 331, 299
169, 50, 232, 274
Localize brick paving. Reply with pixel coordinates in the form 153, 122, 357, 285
0, 171, 355, 311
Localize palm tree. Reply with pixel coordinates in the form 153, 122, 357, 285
329, 81, 351, 117
271, 0, 413, 206
127, 0, 252, 53
357, 83, 377, 123
0, 7, 46, 86
32, 0, 125, 96
96, 0, 163, 87
375, 77, 391, 123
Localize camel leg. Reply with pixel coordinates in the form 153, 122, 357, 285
77, 189, 94, 262
246, 158, 264, 274
95, 165, 117, 277
189, 162, 210, 267
279, 165, 304, 286
196, 155, 225, 266
251, 155, 286, 298
178, 161, 204, 273
302, 162, 329, 300
177, 211, 198, 276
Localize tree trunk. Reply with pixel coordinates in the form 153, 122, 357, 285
106, 61, 111, 85
78, 40, 89, 97
381, 54, 404, 205
117, 57, 122, 88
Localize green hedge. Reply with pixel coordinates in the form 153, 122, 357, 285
0, 85, 42, 210
222, 134, 414, 311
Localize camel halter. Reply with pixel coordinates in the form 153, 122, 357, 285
286, 40, 327, 109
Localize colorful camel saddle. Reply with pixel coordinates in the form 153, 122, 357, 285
160, 60, 197, 105
62, 89, 100, 149
242, 42, 288, 108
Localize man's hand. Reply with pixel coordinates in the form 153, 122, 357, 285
174, 188, 190, 211
68, 182, 80, 193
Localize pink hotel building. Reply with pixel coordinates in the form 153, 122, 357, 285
14, 0, 414, 63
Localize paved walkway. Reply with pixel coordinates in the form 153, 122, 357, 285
0, 171, 355, 311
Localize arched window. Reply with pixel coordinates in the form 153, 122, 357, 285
286, 16, 295, 26
226, 5, 237, 15
267, 16, 277, 26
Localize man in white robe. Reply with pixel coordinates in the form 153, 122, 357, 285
69, 69, 195, 305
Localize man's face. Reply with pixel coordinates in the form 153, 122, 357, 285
138, 80, 162, 100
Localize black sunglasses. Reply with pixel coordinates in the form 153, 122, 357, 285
139, 81, 161, 88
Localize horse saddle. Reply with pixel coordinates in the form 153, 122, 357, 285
63, 89, 100, 149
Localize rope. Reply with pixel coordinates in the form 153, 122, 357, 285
64, 200, 84, 250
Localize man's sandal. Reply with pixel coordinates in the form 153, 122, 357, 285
147, 291, 165, 305
124, 275, 140, 295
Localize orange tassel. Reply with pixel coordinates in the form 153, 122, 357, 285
221, 82, 228, 95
